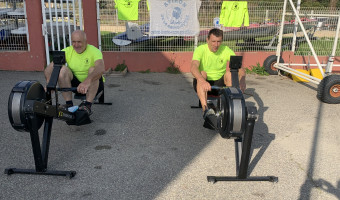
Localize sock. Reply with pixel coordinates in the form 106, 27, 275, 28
84, 101, 92, 108
203, 106, 208, 112
66, 100, 73, 106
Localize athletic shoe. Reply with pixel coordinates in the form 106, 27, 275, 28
59, 103, 73, 111
203, 108, 215, 120
78, 101, 93, 115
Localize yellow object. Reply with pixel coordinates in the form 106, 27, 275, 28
219, 1, 249, 27
292, 69, 311, 82
310, 68, 325, 80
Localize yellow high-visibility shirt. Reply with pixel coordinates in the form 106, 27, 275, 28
192, 44, 235, 81
63, 45, 103, 82
219, 1, 249, 27
115, 0, 140, 21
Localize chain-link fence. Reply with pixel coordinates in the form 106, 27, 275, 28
1, 0, 339, 56
99, 0, 340, 56
0, 0, 28, 51
0, 0, 83, 52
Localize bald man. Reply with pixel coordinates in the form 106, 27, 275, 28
44, 30, 105, 115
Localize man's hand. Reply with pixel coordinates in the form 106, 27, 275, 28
77, 79, 91, 94
191, 60, 211, 92
198, 78, 211, 92
77, 59, 105, 95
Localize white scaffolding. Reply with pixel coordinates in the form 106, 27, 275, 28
274, 0, 340, 84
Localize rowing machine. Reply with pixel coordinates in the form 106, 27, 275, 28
5, 51, 91, 178
198, 56, 278, 182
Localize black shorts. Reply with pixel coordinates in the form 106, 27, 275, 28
71, 76, 104, 96
193, 75, 225, 96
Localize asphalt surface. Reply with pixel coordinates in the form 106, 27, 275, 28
0, 71, 339, 200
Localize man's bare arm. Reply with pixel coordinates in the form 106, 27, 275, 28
78, 59, 105, 93
191, 60, 204, 81
86, 59, 105, 82
191, 60, 211, 91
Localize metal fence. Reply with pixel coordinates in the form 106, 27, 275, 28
1, 0, 339, 56
42, 0, 83, 52
42, 0, 83, 64
0, 0, 28, 51
0, 0, 82, 53
99, 0, 340, 56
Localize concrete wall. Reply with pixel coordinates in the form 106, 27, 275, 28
103, 51, 340, 73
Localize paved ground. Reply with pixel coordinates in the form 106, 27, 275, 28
0, 71, 339, 200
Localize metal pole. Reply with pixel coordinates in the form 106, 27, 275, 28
60, 0, 66, 49
48, 0, 55, 50
54, 0, 60, 50
280, 63, 340, 67
27, 115, 45, 172
96, 0, 102, 51
276, 0, 288, 63
66, 0, 71, 45
291, 0, 301, 52
115, 9, 119, 27
325, 12, 340, 74
194, 35, 198, 49
41, 117, 54, 169
72, 0, 76, 30
274, 64, 321, 84
288, 0, 324, 77
41, 0, 50, 65
78, 0, 83, 29
238, 113, 256, 179
234, 138, 242, 175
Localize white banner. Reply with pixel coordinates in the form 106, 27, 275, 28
149, 0, 201, 36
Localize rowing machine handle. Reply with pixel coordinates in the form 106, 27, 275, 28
57, 87, 78, 92
211, 86, 222, 90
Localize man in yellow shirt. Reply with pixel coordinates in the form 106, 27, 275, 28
44, 30, 105, 115
191, 28, 246, 119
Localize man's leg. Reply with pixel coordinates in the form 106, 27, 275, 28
58, 66, 74, 101
85, 67, 100, 103
196, 71, 208, 111
76, 68, 100, 115
224, 68, 246, 92
44, 63, 73, 101
44, 62, 54, 84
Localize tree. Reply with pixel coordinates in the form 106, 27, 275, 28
330, 0, 338, 8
